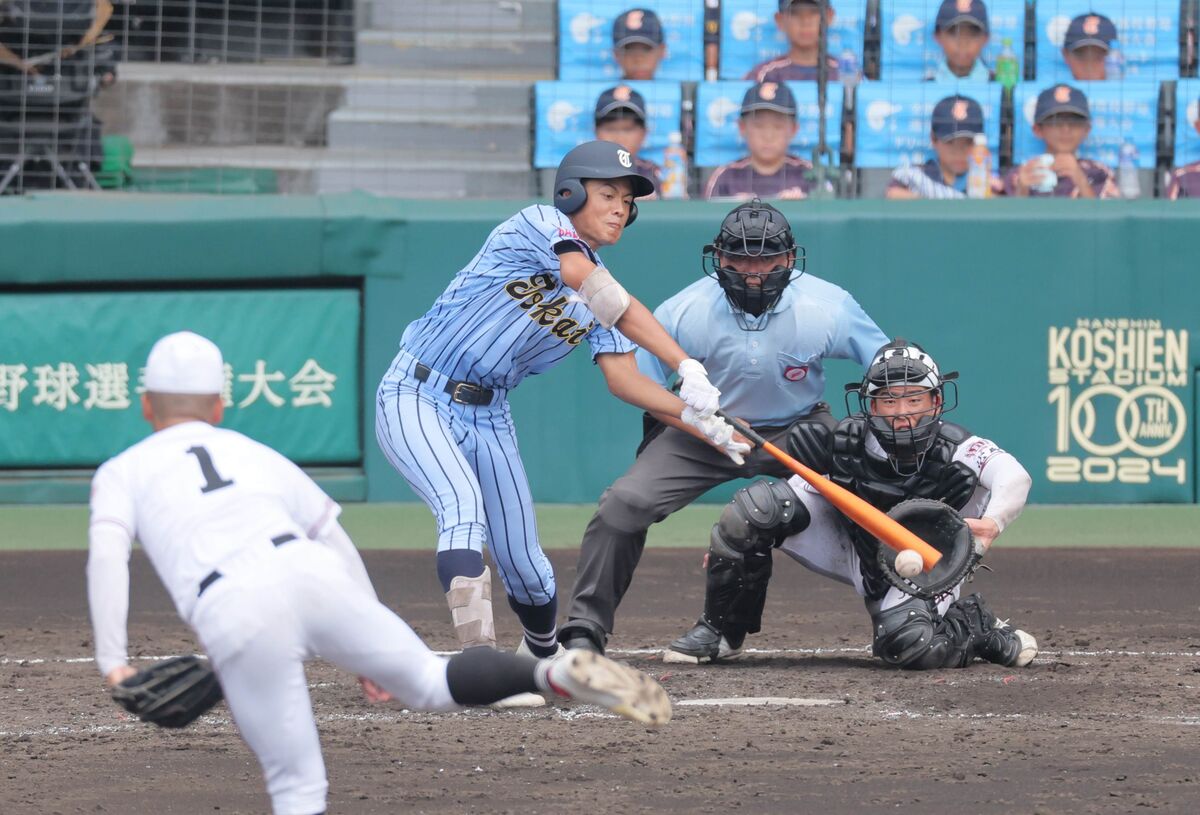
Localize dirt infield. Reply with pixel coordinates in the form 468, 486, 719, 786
3, 547, 1199, 814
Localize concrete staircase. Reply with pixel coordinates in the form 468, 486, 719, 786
97, 0, 557, 197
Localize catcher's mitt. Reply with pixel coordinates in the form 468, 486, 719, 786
111, 655, 223, 729
875, 498, 985, 600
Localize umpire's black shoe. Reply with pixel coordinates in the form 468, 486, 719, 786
559, 620, 605, 655
958, 594, 1038, 668
663, 619, 745, 664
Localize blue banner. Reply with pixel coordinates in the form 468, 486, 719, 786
880, 0, 1026, 81
853, 81, 1001, 169
694, 80, 842, 166
1175, 79, 1200, 166
558, 0, 705, 82
1034, 0, 1180, 82
718, 0, 863, 79
534, 80, 684, 168
1012, 81, 1159, 168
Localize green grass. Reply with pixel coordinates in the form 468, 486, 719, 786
1, 503, 1198, 551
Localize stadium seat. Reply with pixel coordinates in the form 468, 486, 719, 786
717, 0, 865, 79
1033, 0, 1182, 83
1011, 80, 1161, 169
693, 79, 844, 166
558, 0, 706, 81
533, 80, 685, 168
853, 80, 1001, 195
878, 0, 1027, 81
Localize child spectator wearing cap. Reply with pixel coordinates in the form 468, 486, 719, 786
1166, 98, 1200, 198
613, 8, 667, 80
887, 95, 1003, 198
746, 0, 840, 82
594, 84, 663, 193
1061, 13, 1117, 81
1004, 84, 1117, 198
925, 0, 993, 82
704, 82, 820, 200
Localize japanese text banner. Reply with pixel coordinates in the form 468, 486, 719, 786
0, 289, 360, 466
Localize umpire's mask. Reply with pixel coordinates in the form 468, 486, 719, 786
846, 339, 960, 476
701, 199, 804, 331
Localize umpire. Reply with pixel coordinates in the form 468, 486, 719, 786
560, 200, 889, 654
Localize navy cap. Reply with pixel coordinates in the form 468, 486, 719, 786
1063, 13, 1116, 51
740, 81, 797, 117
612, 8, 664, 48
595, 85, 648, 123
935, 0, 989, 32
931, 95, 984, 141
1034, 84, 1091, 124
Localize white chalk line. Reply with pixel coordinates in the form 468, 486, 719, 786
5, 646, 1200, 668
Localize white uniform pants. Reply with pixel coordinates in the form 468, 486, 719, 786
777, 476, 960, 616
189, 541, 457, 815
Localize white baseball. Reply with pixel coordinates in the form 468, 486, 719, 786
894, 549, 923, 579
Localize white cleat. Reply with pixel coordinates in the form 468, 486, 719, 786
493, 638, 563, 708
546, 650, 672, 726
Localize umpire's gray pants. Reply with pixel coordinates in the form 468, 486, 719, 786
563, 423, 795, 637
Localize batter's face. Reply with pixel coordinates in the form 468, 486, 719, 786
869, 386, 941, 430
1034, 114, 1090, 154
740, 111, 799, 165
614, 42, 666, 80
572, 178, 635, 248
933, 135, 974, 176
1064, 45, 1108, 80
595, 116, 647, 156
719, 252, 793, 287
934, 23, 988, 74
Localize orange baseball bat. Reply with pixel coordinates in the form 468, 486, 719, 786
718, 411, 942, 571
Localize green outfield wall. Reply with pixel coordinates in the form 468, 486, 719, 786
1, 192, 1196, 506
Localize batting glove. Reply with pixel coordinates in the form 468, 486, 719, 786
682, 407, 752, 466
676, 358, 721, 418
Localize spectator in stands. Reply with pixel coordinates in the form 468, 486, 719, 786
887, 95, 1002, 198
1061, 13, 1117, 81
704, 82, 820, 200
613, 8, 667, 81
745, 0, 839, 83
925, 0, 992, 82
594, 84, 662, 191
1004, 84, 1117, 198
1166, 98, 1200, 198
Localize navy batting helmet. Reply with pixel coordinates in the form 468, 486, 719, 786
553, 140, 656, 226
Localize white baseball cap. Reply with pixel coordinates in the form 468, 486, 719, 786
144, 331, 224, 395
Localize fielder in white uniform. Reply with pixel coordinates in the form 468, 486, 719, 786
665, 340, 1039, 670
88, 332, 671, 815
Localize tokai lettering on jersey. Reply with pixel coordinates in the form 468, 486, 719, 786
504, 273, 595, 346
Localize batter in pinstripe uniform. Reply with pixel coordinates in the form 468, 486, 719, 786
376, 141, 748, 660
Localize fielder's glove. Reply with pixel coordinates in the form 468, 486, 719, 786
875, 498, 985, 600
111, 655, 223, 729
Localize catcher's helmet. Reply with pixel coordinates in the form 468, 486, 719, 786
553, 140, 656, 226
701, 199, 804, 330
846, 339, 959, 474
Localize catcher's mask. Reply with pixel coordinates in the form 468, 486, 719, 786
701, 199, 804, 330
846, 339, 959, 475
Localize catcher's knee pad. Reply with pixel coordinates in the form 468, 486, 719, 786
871, 598, 972, 670
714, 479, 810, 556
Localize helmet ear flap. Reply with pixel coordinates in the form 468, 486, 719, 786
626, 201, 638, 226
554, 179, 587, 215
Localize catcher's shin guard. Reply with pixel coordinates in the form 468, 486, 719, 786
446, 566, 496, 649
871, 597, 975, 670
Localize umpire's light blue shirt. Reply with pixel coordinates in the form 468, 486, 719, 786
636, 275, 888, 427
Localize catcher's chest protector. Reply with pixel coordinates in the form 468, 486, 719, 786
829, 417, 977, 513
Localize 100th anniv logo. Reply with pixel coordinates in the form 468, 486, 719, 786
1046, 318, 1188, 485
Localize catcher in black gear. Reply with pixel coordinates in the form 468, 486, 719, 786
665, 340, 1039, 671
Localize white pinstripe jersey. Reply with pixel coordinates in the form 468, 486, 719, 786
397, 205, 635, 390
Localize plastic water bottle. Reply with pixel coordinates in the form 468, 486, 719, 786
1118, 141, 1141, 198
838, 48, 860, 88
660, 131, 689, 200
1104, 45, 1126, 80
995, 37, 1019, 89
967, 134, 991, 199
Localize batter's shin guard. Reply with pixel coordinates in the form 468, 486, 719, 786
446, 566, 497, 649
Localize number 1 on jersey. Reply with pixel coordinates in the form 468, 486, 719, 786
187, 446, 234, 493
